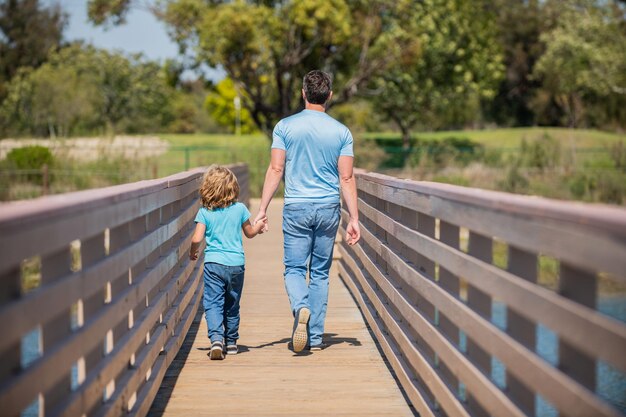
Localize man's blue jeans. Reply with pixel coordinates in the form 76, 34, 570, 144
203, 262, 245, 344
282, 203, 341, 346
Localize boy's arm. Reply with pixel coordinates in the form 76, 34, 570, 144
189, 222, 206, 260
242, 217, 268, 239
253, 148, 285, 231
338, 155, 360, 246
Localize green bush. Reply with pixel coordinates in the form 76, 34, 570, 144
568, 172, 594, 200
609, 141, 626, 173
596, 172, 624, 204
498, 164, 529, 193
6, 146, 54, 184
518, 134, 560, 171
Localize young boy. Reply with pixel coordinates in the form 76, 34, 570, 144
190, 166, 267, 359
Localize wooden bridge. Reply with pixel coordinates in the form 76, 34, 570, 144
0, 164, 624, 417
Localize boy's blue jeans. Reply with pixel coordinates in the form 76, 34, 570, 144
282, 203, 341, 346
203, 262, 245, 345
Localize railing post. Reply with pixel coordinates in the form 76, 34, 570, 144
558, 263, 597, 391
438, 221, 461, 396
466, 231, 493, 417
506, 246, 538, 416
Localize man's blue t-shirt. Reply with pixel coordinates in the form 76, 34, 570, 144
271, 109, 353, 205
194, 202, 250, 266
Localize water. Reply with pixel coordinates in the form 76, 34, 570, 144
18, 298, 626, 417
490, 298, 626, 416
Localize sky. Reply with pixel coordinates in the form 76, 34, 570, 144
42, 0, 222, 79
43, 0, 178, 60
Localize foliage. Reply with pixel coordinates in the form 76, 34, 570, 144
532, 2, 626, 127
371, 0, 504, 146
204, 78, 258, 134
0, 44, 174, 137
353, 136, 386, 171
88, 0, 421, 137
498, 164, 529, 193
609, 141, 626, 173
328, 100, 389, 133
4, 145, 54, 184
517, 134, 561, 171
0, 0, 66, 99
487, 0, 561, 126
6, 145, 54, 170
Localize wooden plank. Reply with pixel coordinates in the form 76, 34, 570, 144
0, 200, 198, 355
0, 226, 196, 416
40, 248, 72, 416
339, 244, 470, 417
93, 261, 203, 417
507, 245, 538, 416
438, 220, 461, 395
343, 225, 525, 417
52, 250, 202, 417
466, 231, 492, 417
558, 263, 597, 391
355, 197, 626, 372
131, 273, 203, 417
146, 199, 415, 417
358, 172, 626, 234
338, 262, 437, 417
0, 178, 201, 277
352, 211, 621, 417
357, 175, 626, 278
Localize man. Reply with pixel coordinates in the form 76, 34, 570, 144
253, 70, 360, 353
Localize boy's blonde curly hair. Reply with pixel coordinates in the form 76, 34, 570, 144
200, 166, 240, 209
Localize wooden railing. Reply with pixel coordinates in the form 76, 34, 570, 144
338, 171, 626, 417
0, 164, 248, 417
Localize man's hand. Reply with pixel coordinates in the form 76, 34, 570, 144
345, 219, 361, 246
189, 249, 199, 261
253, 210, 269, 233
253, 216, 268, 234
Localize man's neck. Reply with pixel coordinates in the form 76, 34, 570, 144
304, 102, 326, 112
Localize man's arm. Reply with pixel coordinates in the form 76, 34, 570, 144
253, 148, 285, 230
338, 155, 360, 245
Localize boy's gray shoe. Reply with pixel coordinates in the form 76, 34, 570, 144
292, 307, 310, 353
210, 341, 225, 360
226, 344, 238, 355
309, 343, 326, 351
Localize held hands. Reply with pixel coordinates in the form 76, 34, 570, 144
253, 210, 270, 233
345, 219, 361, 246
253, 214, 268, 235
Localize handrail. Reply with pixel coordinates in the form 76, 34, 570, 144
338, 170, 626, 417
0, 164, 249, 417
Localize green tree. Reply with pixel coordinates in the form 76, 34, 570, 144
0, 0, 66, 99
487, 0, 562, 126
532, 2, 626, 127
0, 44, 174, 136
88, 0, 418, 137
372, 0, 504, 147
205, 78, 258, 134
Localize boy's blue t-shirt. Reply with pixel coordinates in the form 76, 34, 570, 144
194, 202, 250, 266
271, 109, 353, 205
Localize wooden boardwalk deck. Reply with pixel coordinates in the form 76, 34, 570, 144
147, 199, 415, 417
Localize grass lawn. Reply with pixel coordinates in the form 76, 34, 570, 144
155, 128, 625, 197
156, 133, 272, 196
363, 127, 626, 148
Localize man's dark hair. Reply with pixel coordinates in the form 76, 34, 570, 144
303, 70, 332, 105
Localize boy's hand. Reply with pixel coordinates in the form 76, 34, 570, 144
189, 249, 199, 261
253, 210, 269, 233
254, 216, 268, 234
